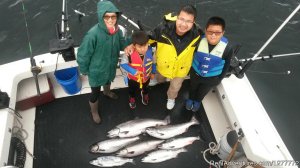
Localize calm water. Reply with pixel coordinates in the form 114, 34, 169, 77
1, 0, 299, 161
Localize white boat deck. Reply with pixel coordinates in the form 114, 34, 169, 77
0, 51, 297, 167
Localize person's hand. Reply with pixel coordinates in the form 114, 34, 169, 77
135, 71, 142, 76
124, 44, 134, 56
150, 74, 155, 79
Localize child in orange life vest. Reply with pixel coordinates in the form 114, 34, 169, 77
120, 31, 156, 109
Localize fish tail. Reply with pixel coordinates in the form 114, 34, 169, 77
164, 115, 171, 124
190, 115, 200, 125
131, 159, 136, 165
181, 148, 188, 153
107, 133, 116, 138
196, 136, 204, 142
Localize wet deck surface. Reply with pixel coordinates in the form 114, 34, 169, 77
34, 80, 218, 168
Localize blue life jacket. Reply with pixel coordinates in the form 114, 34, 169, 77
192, 36, 228, 77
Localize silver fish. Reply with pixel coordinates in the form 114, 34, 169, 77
107, 117, 170, 138
145, 116, 199, 139
141, 148, 187, 163
116, 139, 164, 157
89, 137, 139, 153
89, 156, 134, 167
158, 136, 201, 149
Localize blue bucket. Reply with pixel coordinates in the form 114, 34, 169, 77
54, 67, 82, 95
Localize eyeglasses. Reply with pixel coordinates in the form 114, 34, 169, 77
103, 15, 117, 21
206, 31, 223, 36
177, 17, 194, 25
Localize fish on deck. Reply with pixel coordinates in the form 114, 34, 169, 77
141, 148, 187, 163
89, 156, 134, 167
158, 136, 201, 149
107, 117, 170, 138
89, 137, 140, 153
116, 139, 164, 157
145, 116, 200, 139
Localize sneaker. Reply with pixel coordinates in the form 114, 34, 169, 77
129, 97, 136, 109
149, 78, 158, 86
186, 99, 193, 110
192, 101, 201, 112
166, 99, 175, 110
141, 91, 149, 105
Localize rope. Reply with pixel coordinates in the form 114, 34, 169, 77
8, 107, 23, 119
202, 142, 221, 168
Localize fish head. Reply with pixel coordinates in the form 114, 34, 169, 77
89, 143, 107, 153
107, 128, 120, 138
146, 127, 165, 138
117, 131, 131, 138
89, 143, 100, 153
158, 142, 175, 149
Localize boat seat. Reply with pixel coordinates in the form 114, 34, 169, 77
16, 74, 55, 111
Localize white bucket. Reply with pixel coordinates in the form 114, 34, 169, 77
217, 130, 244, 160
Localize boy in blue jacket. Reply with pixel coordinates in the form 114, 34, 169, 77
187, 16, 235, 112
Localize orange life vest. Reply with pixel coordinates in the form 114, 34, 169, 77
127, 47, 153, 88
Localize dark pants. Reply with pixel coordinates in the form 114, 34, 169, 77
189, 69, 220, 102
89, 82, 111, 103
128, 78, 150, 98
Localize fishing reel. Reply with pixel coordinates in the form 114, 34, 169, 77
227, 56, 245, 79
226, 44, 245, 79
49, 38, 76, 62
49, 22, 75, 62
49, 0, 76, 62
225, 43, 259, 79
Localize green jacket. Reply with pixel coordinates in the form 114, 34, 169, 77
77, 0, 128, 87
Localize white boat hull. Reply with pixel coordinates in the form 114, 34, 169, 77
0, 50, 297, 168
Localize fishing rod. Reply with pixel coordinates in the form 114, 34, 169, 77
21, 0, 41, 95
49, 0, 76, 62
120, 14, 142, 30
236, 3, 300, 77
227, 52, 299, 77
230, 51, 300, 78
240, 52, 300, 62
60, 0, 68, 39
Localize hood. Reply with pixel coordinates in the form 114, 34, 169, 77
97, 0, 120, 30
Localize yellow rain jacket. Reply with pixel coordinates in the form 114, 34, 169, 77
149, 13, 201, 79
